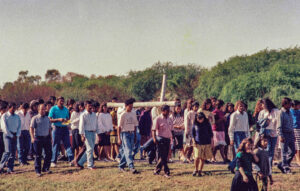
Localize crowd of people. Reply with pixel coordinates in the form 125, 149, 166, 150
0, 95, 299, 190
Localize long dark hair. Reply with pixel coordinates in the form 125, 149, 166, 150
237, 138, 253, 153
262, 98, 277, 113
194, 112, 209, 126
225, 103, 234, 113
201, 99, 212, 111
100, 102, 108, 113
255, 134, 268, 149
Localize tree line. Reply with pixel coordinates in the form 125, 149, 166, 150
0, 47, 299, 111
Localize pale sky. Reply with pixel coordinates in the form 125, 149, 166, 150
0, 0, 299, 86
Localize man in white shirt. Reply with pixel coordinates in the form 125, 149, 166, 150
0, 102, 21, 173
16, 103, 31, 166
118, 98, 139, 174
77, 101, 99, 170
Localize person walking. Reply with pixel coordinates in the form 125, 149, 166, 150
30, 104, 53, 177
0, 103, 21, 174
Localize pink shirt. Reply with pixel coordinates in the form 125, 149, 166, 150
152, 114, 173, 138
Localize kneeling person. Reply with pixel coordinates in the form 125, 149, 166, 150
30, 104, 52, 177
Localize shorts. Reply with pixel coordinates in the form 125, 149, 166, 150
99, 133, 111, 146
72, 129, 83, 149
193, 144, 213, 160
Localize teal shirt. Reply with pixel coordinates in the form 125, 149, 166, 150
48, 105, 69, 127
235, 152, 254, 175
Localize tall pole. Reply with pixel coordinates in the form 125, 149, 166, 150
160, 71, 167, 102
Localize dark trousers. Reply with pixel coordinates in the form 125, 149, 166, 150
155, 137, 170, 175
33, 136, 52, 173
142, 138, 156, 164
279, 133, 296, 169
18, 130, 31, 163
0, 132, 4, 159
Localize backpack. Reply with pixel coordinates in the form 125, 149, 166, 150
256, 118, 269, 136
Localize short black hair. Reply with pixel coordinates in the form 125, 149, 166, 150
192, 102, 200, 107
282, 97, 292, 107
57, 96, 64, 101
22, 103, 29, 110
161, 105, 170, 111
85, 100, 92, 106
38, 98, 44, 104
125, 98, 135, 106
8, 102, 16, 109
0, 101, 8, 110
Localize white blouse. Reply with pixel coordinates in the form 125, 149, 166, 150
97, 113, 113, 134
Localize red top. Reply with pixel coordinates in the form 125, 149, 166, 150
212, 109, 225, 132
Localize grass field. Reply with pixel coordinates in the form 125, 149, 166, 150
0, 159, 299, 191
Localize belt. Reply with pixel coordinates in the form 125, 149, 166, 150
122, 131, 135, 133
86, 130, 96, 132
55, 126, 67, 128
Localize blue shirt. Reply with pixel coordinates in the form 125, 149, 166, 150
0, 111, 21, 137
277, 108, 294, 137
48, 105, 69, 127
291, 109, 300, 129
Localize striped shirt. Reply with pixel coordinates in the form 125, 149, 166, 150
170, 114, 184, 135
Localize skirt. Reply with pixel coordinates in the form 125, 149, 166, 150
193, 144, 213, 160
231, 171, 258, 191
98, 133, 111, 146
294, 129, 300, 150
213, 131, 227, 146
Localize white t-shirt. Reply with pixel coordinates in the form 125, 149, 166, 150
119, 111, 139, 132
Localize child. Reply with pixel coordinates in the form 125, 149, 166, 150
254, 135, 273, 191
192, 112, 213, 176
231, 138, 259, 191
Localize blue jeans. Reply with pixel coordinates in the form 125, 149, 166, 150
51, 127, 74, 163
18, 130, 31, 164
133, 130, 141, 158
119, 132, 135, 169
280, 133, 296, 169
0, 135, 17, 171
266, 136, 277, 174
233, 132, 247, 153
78, 131, 96, 168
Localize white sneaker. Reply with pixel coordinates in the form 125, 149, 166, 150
50, 163, 56, 168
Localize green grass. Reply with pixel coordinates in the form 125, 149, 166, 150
0, 160, 299, 191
